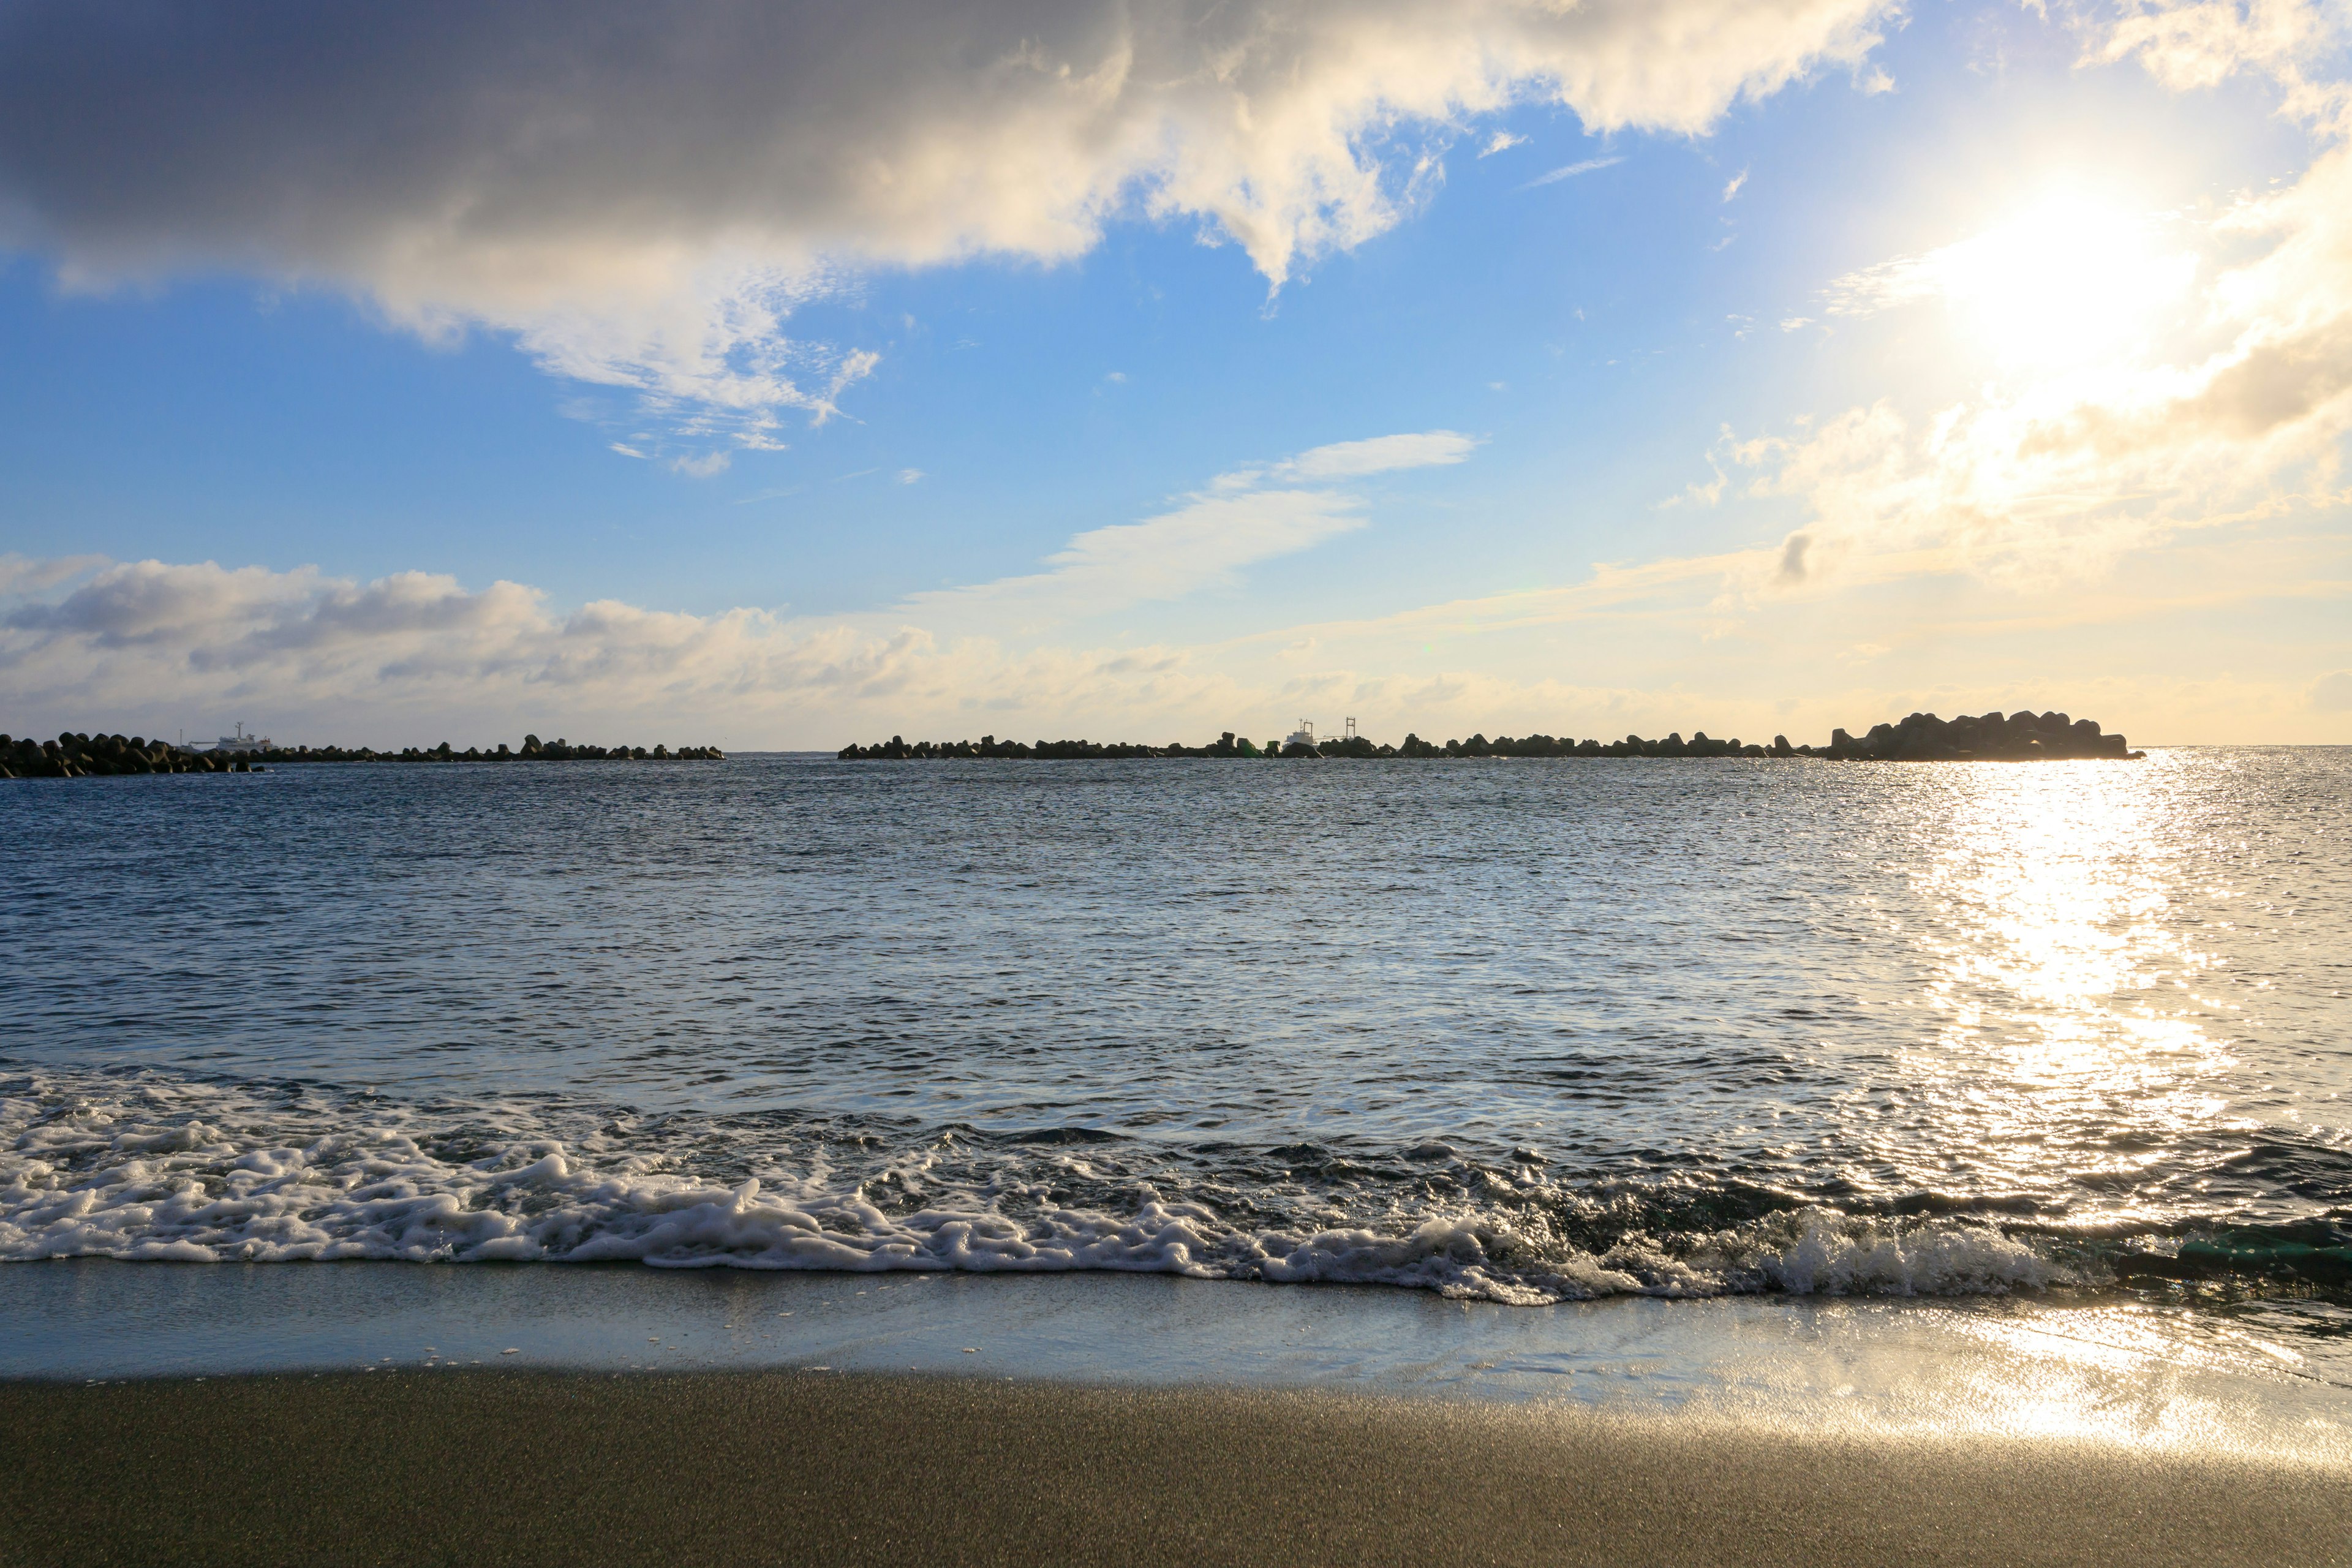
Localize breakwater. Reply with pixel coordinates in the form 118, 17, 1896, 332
838, 709, 2141, 761
1, 732, 722, 778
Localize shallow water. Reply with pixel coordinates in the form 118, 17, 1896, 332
3, 752, 2347, 1331
12, 1261, 2348, 1464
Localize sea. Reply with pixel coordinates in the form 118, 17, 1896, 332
4, 748, 2350, 1425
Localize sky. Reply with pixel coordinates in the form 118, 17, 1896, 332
2, 0, 2349, 748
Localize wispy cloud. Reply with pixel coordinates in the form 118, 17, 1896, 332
903, 489, 1370, 626
1523, 156, 1624, 189
1265, 431, 1479, 481
907, 430, 1479, 627
1479, 130, 1528, 157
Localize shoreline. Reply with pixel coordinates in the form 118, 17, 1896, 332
7, 1261, 2347, 1454
5, 1368, 2346, 1567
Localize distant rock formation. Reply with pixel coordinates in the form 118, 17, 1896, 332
1, 731, 723, 778
1812, 710, 2135, 761
835, 711, 2143, 761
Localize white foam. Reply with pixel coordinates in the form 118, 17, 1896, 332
0, 1073, 2073, 1303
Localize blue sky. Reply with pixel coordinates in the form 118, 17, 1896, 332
3, 1, 2348, 746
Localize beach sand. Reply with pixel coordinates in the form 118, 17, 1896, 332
4, 1370, 2346, 1567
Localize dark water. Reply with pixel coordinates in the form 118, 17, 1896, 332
3, 752, 2346, 1328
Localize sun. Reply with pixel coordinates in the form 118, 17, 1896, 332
1927, 193, 2199, 371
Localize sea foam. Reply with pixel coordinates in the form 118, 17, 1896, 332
1, 1071, 2073, 1303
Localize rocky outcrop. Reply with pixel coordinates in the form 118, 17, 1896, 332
0, 733, 255, 778
835, 710, 2143, 761
1, 731, 723, 777
1809, 709, 2136, 761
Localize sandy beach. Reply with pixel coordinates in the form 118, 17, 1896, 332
4, 1369, 2346, 1567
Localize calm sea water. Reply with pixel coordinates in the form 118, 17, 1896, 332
4, 752, 2346, 1338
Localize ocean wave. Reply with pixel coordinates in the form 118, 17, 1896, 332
0, 1070, 2084, 1303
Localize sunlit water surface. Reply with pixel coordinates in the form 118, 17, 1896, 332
2, 751, 2345, 1355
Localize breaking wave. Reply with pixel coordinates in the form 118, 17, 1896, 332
2, 1069, 2075, 1305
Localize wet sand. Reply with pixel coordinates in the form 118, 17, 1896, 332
3, 1370, 2345, 1567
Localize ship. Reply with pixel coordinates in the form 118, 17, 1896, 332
207, 722, 274, 754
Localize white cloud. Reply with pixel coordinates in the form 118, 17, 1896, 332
1268, 430, 1480, 481
907, 488, 1368, 627
1479, 131, 1529, 157
897, 469, 925, 484
0, 552, 108, 595
908, 429, 1474, 625
0, 556, 967, 739
1660, 459, 1729, 509
1722, 167, 1749, 201
0, 0, 1895, 431
1523, 156, 1627, 187
2088, 0, 2351, 121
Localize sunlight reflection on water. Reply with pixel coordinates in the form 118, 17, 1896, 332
1899, 758, 2243, 1220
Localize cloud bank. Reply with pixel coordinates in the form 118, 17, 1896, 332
0, 0, 1895, 434
0, 430, 1478, 740
13, 530, 2339, 748
0, 554, 948, 739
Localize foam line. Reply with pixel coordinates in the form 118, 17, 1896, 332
1, 1071, 2080, 1303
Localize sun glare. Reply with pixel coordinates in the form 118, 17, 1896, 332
1928, 195, 2198, 370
